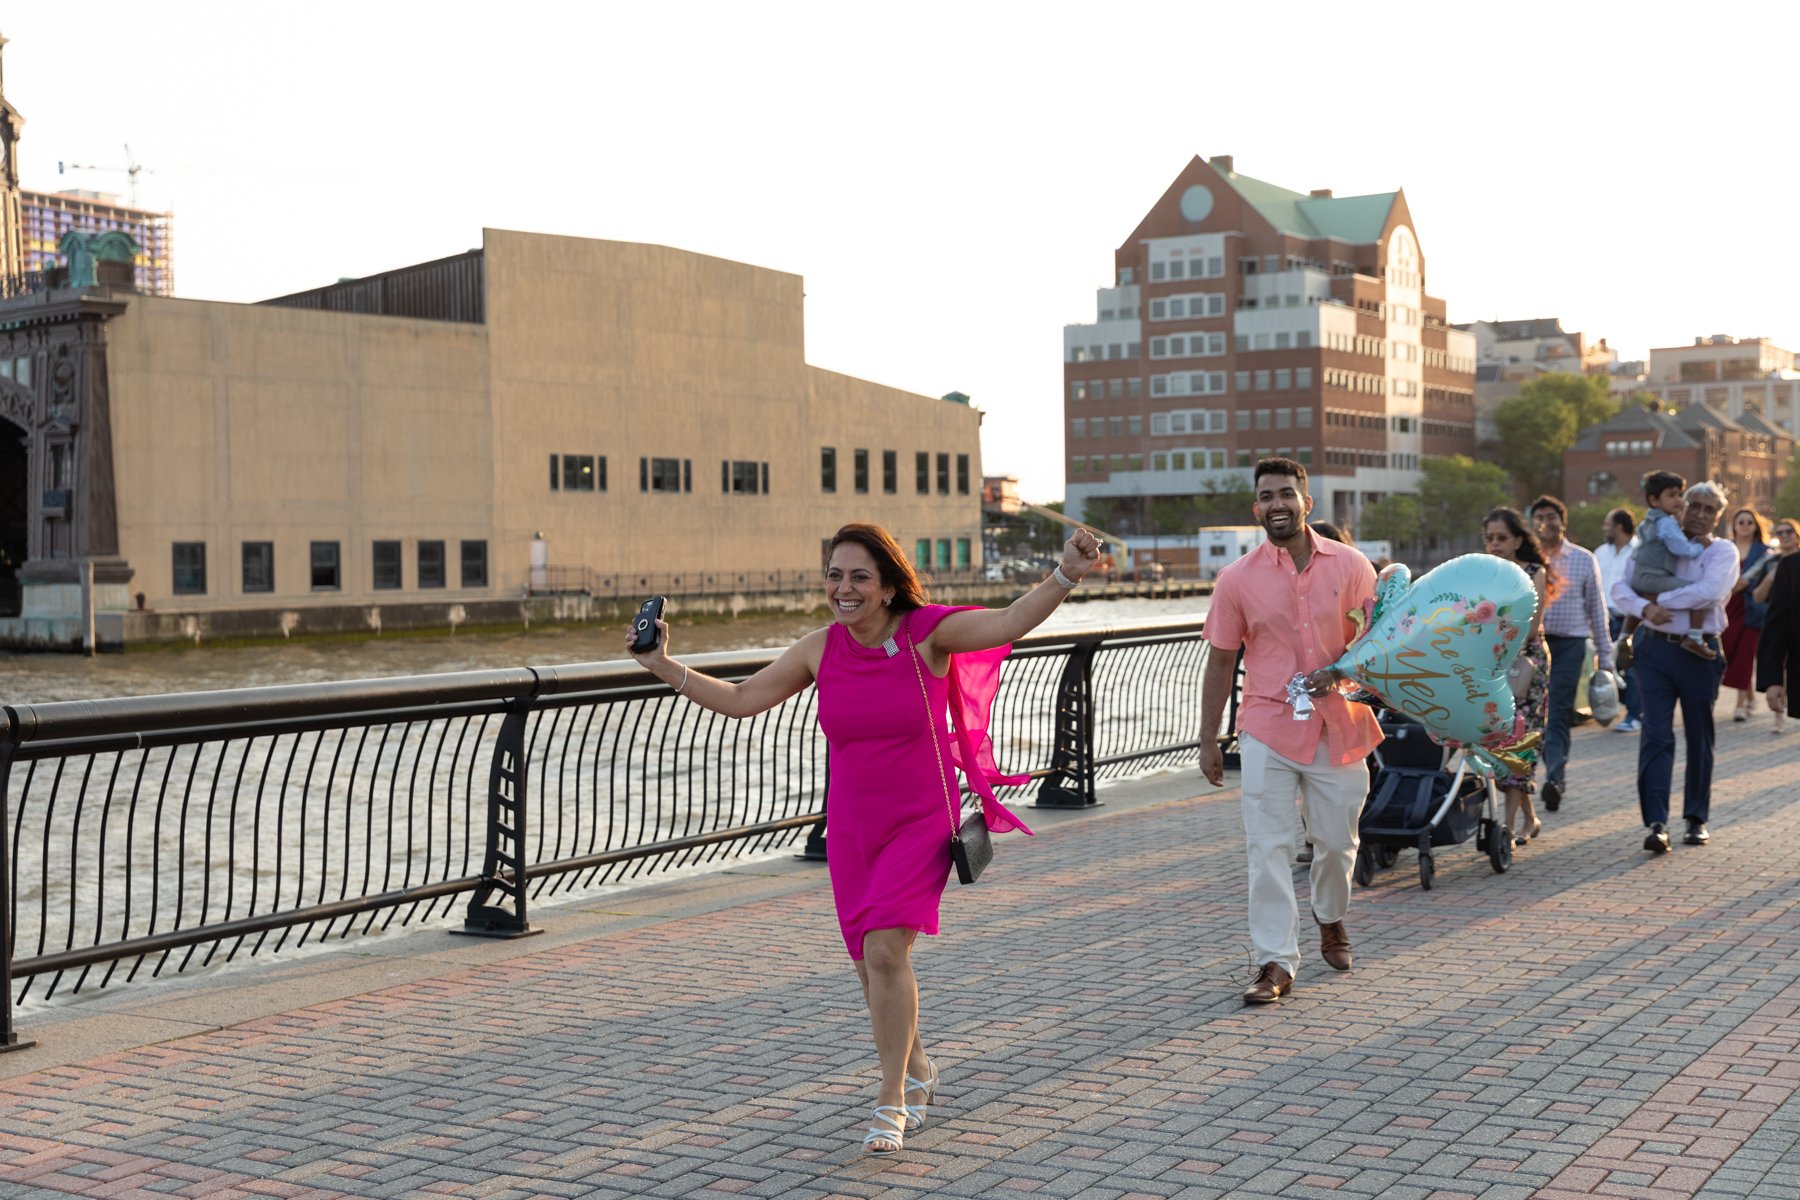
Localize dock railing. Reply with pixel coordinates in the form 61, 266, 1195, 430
1, 616, 1227, 1049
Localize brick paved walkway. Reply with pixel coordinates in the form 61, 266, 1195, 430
2, 698, 1798, 1199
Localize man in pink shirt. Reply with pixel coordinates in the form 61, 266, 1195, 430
1199, 458, 1382, 1004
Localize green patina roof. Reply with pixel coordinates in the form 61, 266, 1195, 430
1221, 169, 1397, 243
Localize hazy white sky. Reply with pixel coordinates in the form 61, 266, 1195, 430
5, 1, 1795, 501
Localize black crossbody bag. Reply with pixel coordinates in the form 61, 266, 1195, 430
906, 627, 991, 884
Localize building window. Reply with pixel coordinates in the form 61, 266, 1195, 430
1127, 378, 1143, 399
936, 538, 952, 568
311, 541, 341, 591
418, 540, 446, 589
936, 452, 950, 494
644, 457, 686, 493
915, 538, 931, 568
242, 542, 273, 594
172, 542, 207, 596
561, 454, 597, 491
723, 460, 764, 494
1297, 367, 1313, 388
956, 538, 971, 567
461, 540, 488, 588
882, 450, 897, 493
916, 451, 930, 493
854, 449, 869, 494
1072, 418, 1088, 439
956, 454, 970, 494
821, 448, 839, 492
372, 540, 402, 590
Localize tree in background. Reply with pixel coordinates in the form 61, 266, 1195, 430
1416, 455, 1512, 556
1359, 493, 1423, 561
1489, 372, 1619, 500
1777, 445, 1800, 519
1568, 495, 1637, 547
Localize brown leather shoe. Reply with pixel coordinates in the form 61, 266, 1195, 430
1242, 962, 1293, 1004
1317, 918, 1353, 971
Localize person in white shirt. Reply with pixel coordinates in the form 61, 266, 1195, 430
1594, 508, 1641, 733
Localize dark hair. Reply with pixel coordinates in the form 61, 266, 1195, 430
1731, 507, 1772, 544
826, 523, 929, 612
1527, 494, 1567, 522
1642, 469, 1686, 500
1606, 507, 1636, 537
1309, 520, 1351, 545
1253, 456, 1309, 493
1484, 506, 1562, 601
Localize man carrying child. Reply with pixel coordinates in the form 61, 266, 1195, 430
1616, 470, 1716, 663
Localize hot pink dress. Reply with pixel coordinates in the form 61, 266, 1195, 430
815, 603, 1032, 960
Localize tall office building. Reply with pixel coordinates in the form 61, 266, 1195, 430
19, 189, 175, 295
1063, 155, 1476, 559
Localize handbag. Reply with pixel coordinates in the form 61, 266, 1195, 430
907, 625, 991, 884
1507, 645, 1536, 702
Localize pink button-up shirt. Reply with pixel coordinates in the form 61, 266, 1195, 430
1205, 529, 1382, 766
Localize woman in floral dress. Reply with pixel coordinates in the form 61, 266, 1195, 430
1482, 507, 1561, 845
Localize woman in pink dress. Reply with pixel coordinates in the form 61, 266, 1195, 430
627, 522, 1102, 1155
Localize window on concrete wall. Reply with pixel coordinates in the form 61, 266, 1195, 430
916, 452, 930, 494
372, 541, 402, 590
311, 541, 341, 591
854, 449, 869, 494
461, 541, 488, 588
418, 541, 446, 589
645, 457, 685, 493
172, 542, 207, 596
956, 454, 970, 494
915, 538, 930, 568
936, 538, 951, 568
957, 538, 970, 567
560, 455, 596, 491
242, 542, 273, 594
821, 447, 837, 493
882, 450, 897, 493
936, 453, 950, 494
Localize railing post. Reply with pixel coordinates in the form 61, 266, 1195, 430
800, 758, 828, 861
455, 699, 544, 939
1222, 649, 1246, 771
1035, 641, 1100, 808
0, 738, 38, 1052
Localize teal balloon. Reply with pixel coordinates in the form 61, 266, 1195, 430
1331, 554, 1538, 754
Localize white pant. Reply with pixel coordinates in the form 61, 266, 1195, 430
1239, 733, 1369, 978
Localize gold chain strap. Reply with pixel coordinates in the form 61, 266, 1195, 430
905, 622, 960, 838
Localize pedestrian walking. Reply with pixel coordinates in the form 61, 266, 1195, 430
1594, 507, 1642, 733
1527, 495, 1616, 813
1753, 519, 1800, 734
1199, 459, 1381, 1006
1481, 507, 1558, 846
1722, 508, 1773, 721
1606, 482, 1737, 853
628, 521, 1102, 1154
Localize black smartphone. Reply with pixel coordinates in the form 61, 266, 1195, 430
630, 596, 666, 653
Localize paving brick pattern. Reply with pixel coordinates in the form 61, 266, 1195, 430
2, 699, 1798, 1198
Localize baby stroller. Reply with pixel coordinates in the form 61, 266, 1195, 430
1353, 713, 1509, 891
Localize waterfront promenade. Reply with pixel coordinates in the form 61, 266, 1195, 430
2, 699, 1797, 1200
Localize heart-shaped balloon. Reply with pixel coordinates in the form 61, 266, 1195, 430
1330, 554, 1540, 774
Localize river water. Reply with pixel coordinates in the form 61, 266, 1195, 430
0, 594, 1210, 705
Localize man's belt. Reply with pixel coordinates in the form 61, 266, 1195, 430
1643, 629, 1719, 645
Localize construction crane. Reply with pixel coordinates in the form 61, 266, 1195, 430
57, 144, 150, 208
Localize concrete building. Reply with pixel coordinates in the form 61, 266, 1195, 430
0, 229, 986, 648
1644, 334, 1800, 437
1062, 155, 1476, 568
1457, 317, 1615, 444
1563, 401, 1791, 515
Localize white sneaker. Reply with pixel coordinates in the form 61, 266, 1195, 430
1616, 717, 1641, 733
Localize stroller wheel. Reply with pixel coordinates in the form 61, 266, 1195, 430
1487, 820, 1513, 874
1353, 846, 1375, 888
1418, 850, 1435, 891
1376, 845, 1399, 869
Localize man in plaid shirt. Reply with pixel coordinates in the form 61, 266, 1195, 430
1529, 495, 1616, 812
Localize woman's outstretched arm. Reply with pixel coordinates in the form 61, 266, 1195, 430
629, 623, 826, 718
926, 529, 1103, 662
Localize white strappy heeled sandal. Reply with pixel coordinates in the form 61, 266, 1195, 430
903, 1057, 939, 1132
862, 1104, 907, 1155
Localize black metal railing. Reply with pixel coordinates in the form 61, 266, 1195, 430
0, 616, 1222, 1048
